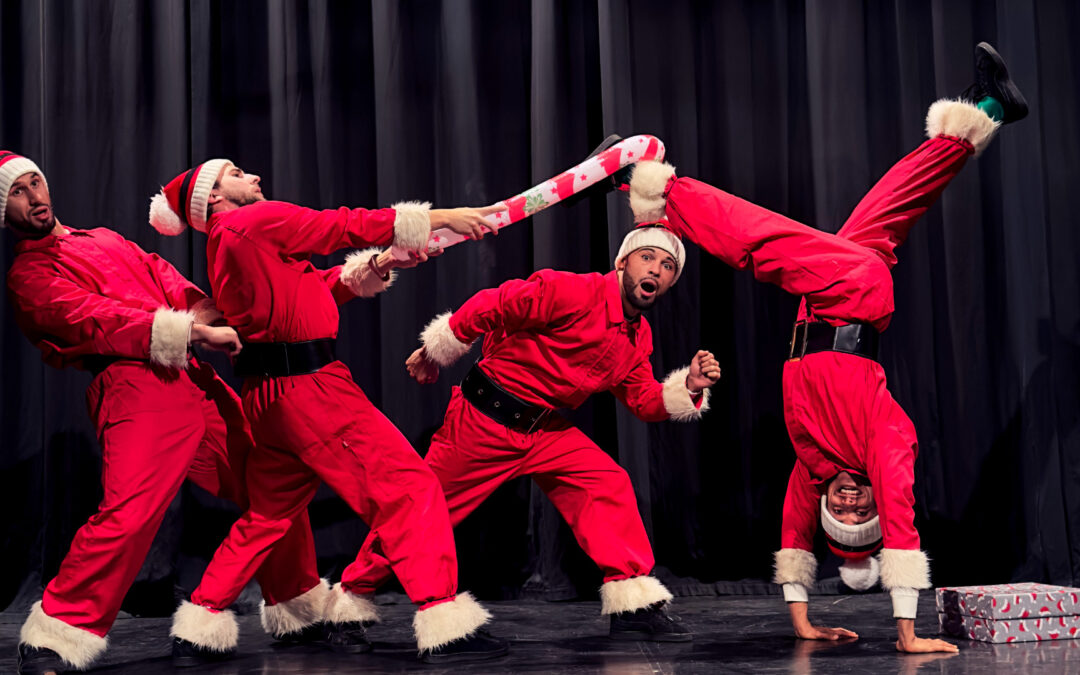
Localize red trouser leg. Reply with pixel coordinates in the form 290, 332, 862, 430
41, 365, 207, 637
836, 135, 974, 270
189, 441, 320, 611
343, 388, 526, 592
344, 388, 652, 590
665, 176, 895, 328
183, 362, 320, 606
523, 425, 655, 581
195, 363, 459, 608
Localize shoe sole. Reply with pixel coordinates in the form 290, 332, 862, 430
610, 631, 694, 642
975, 42, 1028, 121
420, 645, 510, 664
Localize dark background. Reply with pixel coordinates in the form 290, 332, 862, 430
2, 0, 1078, 616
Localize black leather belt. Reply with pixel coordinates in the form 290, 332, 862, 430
788, 321, 880, 361
233, 338, 337, 377
460, 363, 554, 433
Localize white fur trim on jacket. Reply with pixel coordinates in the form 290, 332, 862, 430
421, 311, 474, 367
629, 161, 676, 224
170, 600, 239, 651
340, 248, 397, 298
661, 366, 711, 422
839, 555, 881, 591
261, 578, 331, 638
19, 601, 107, 670
773, 548, 818, 589
323, 582, 380, 625
412, 592, 492, 653
599, 576, 674, 615
878, 548, 932, 590
926, 98, 1000, 156
391, 200, 432, 252
149, 308, 193, 369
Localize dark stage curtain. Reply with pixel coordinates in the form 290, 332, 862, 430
2, 0, 1078, 615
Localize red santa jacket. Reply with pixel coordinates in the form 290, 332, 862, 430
422, 269, 707, 422
7, 227, 207, 370
780, 352, 920, 553
205, 200, 408, 342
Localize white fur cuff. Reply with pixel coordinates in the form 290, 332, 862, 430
599, 576, 673, 615
878, 548, 931, 590
413, 592, 492, 653
261, 579, 331, 637
340, 248, 397, 298
421, 311, 474, 367
629, 161, 676, 224
926, 99, 1000, 156
149, 307, 193, 369
391, 201, 432, 252
170, 600, 239, 651
323, 582, 380, 625
662, 366, 711, 422
773, 548, 818, 588
19, 601, 108, 670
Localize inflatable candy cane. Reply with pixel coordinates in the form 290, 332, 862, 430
390, 134, 666, 260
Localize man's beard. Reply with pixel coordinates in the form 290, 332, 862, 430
10, 213, 56, 239
622, 270, 658, 312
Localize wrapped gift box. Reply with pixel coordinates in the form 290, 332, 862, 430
937, 583, 1080, 643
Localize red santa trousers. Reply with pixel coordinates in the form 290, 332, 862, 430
342, 387, 655, 593
190, 361, 459, 610
41, 360, 319, 637
784, 134, 974, 550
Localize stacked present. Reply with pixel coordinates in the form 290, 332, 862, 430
937, 583, 1080, 643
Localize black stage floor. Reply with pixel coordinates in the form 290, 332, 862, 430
4, 594, 1079, 673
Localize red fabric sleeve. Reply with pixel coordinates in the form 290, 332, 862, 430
7, 261, 155, 363
249, 201, 397, 259
448, 270, 574, 343
780, 462, 822, 551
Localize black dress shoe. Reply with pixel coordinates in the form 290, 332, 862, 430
17, 644, 68, 675
322, 621, 374, 654
962, 42, 1028, 123
171, 636, 235, 668
420, 629, 509, 664
559, 134, 632, 208
609, 602, 693, 642
273, 621, 328, 648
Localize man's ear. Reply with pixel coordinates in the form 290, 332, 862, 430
615, 257, 626, 272
207, 190, 223, 208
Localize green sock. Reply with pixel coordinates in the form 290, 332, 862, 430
977, 96, 1005, 122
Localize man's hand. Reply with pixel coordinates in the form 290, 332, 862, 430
191, 297, 226, 326
430, 204, 507, 240
896, 619, 958, 653
789, 601, 858, 641
795, 624, 859, 641
686, 349, 721, 393
406, 347, 440, 384
190, 324, 242, 357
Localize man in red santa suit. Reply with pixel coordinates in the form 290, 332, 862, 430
627, 43, 1027, 653
149, 159, 509, 664
341, 225, 722, 641
3, 151, 321, 675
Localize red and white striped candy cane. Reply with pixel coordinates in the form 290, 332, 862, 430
390, 134, 665, 260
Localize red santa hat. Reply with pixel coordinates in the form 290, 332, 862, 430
614, 222, 686, 283
819, 494, 883, 590
0, 151, 47, 229
149, 158, 231, 235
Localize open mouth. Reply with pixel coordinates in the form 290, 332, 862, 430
838, 486, 862, 497
31, 206, 50, 219
639, 279, 658, 296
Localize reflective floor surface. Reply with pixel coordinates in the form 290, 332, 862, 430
3, 594, 1078, 673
